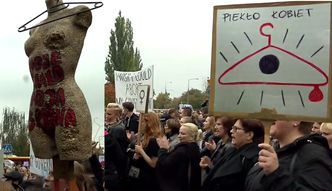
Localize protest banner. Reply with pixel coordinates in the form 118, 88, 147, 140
29, 143, 53, 177
210, 1, 332, 122
114, 66, 154, 111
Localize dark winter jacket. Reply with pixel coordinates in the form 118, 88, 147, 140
156, 142, 201, 191
106, 121, 130, 154
245, 134, 332, 191
123, 113, 139, 133
202, 143, 260, 191
89, 154, 104, 191
104, 122, 129, 191
202, 139, 233, 177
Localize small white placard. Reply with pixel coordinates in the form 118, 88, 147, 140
136, 85, 150, 113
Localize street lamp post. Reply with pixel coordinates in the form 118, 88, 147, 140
187, 78, 199, 103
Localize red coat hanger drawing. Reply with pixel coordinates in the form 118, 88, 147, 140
218, 22, 329, 103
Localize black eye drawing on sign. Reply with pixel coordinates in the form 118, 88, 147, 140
218, 22, 328, 106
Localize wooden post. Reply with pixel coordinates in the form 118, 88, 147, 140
261, 120, 274, 144
136, 113, 143, 145
52, 156, 78, 191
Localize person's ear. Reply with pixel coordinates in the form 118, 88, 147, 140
247, 131, 254, 141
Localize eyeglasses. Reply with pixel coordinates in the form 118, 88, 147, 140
232, 126, 245, 132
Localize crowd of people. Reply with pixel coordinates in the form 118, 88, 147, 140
103, 101, 332, 191
1, 163, 55, 191
1, 144, 104, 191
2, 101, 331, 190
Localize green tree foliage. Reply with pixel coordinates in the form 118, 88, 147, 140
180, 89, 207, 110
154, 89, 208, 110
154, 92, 172, 109
1, 107, 29, 156
169, 97, 181, 109
105, 11, 143, 83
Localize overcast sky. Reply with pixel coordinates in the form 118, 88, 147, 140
0, 0, 293, 146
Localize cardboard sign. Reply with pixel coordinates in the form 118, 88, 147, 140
136, 85, 150, 113
210, 1, 332, 122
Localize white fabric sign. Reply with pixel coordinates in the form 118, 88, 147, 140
29, 143, 53, 177
114, 66, 154, 111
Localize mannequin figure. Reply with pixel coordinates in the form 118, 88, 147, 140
25, 0, 92, 163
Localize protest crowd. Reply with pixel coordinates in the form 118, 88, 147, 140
1, 143, 104, 191
3, 101, 332, 191
102, 101, 332, 191
4, 0, 332, 190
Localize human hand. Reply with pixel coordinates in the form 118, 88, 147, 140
157, 136, 170, 150
133, 153, 141, 160
258, 143, 279, 175
206, 139, 216, 151
127, 131, 136, 141
200, 156, 212, 169
135, 144, 144, 155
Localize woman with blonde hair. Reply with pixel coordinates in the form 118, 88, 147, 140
320, 123, 332, 151
105, 103, 123, 129
127, 112, 162, 191
156, 123, 201, 191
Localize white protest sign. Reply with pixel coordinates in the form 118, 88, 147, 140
114, 66, 154, 111
29, 143, 53, 177
136, 85, 151, 113
210, 1, 332, 122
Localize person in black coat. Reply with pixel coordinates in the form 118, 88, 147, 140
200, 116, 235, 180
201, 119, 265, 191
122, 102, 139, 134
245, 121, 332, 191
156, 123, 201, 191
104, 104, 130, 191
126, 112, 162, 191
